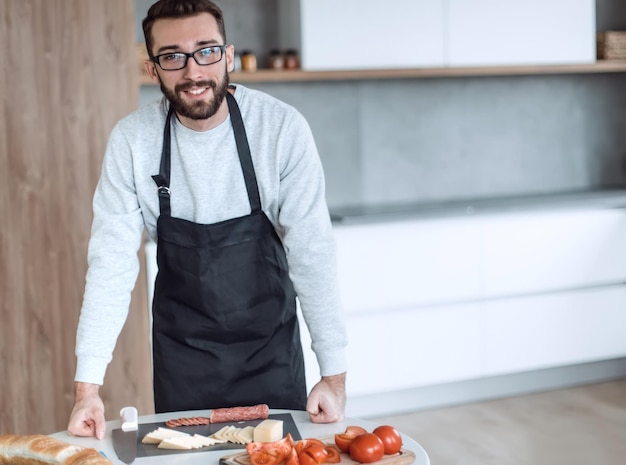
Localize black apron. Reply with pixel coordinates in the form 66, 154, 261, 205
150, 92, 307, 413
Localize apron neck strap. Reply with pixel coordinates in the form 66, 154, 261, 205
152, 90, 262, 216
151, 106, 174, 216
226, 91, 262, 214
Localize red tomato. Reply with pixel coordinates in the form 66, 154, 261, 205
298, 451, 319, 465
301, 444, 329, 464
247, 435, 294, 465
334, 425, 368, 453
334, 433, 354, 453
276, 434, 296, 457
296, 438, 327, 455
373, 425, 403, 455
349, 433, 384, 463
324, 445, 341, 463
345, 426, 367, 436
250, 450, 283, 465
247, 443, 263, 456
285, 447, 299, 465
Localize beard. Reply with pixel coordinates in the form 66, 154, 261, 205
160, 70, 230, 120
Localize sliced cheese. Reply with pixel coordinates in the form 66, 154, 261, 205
144, 423, 256, 448
193, 434, 225, 447
224, 426, 238, 443
157, 437, 193, 450
141, 427, 190, 444
156, 427, 190, 437
253, 419, 284, 443
211, 425, 234, 441
239, 426, 255, 444
183, 436, 208, 449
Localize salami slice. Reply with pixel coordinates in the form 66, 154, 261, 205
165, 416, 210, 428
209, 404, 270, 424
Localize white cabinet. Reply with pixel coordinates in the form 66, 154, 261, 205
333, 217, 481, 313
447, 0, 596, 66
481, 209, 626, 297
483, 286, 626, 376
277, 0, 446, 70
344, 303, 483, 396
331, 206, 626, 404
298, 300, 483, 398
278, 0, 595, 71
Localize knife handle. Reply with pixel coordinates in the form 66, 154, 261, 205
120, 406, 138, 432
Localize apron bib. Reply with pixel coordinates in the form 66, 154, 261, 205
150, 91, 306, 413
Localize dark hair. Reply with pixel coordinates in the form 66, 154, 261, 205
142, 0, 227, 57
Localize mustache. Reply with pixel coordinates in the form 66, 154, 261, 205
175, 80, 217, 93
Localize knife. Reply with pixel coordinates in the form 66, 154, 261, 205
112, 406, 138, 464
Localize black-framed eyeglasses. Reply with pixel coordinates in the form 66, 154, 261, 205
150, 45, 227, 71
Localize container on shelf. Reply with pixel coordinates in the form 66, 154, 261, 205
268, 49, 285, 70
240, 50, 257, 72
284, 49, 300, 70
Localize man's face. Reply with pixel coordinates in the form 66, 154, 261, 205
146, 13, 235, 125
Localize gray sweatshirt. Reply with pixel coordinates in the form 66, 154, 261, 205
75, 84, 347, 385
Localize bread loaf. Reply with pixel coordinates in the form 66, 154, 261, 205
0, 435, 111, 465
62, 449, 111, 465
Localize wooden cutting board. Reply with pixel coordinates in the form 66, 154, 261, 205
219, 435, 416, 465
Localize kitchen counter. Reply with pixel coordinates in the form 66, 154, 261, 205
330, 188, 626, 225
50, 409, 430, 465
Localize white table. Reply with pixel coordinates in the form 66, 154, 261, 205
51, 409, 430, 465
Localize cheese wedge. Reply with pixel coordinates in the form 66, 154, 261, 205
253, 419, 284, 443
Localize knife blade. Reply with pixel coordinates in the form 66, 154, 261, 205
112, 406, 138, 464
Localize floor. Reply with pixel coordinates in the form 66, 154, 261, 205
372, 378, 626, 465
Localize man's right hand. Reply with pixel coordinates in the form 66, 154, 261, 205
67, 382, 106, 439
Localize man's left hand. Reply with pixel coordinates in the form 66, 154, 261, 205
306, 372, 346, 423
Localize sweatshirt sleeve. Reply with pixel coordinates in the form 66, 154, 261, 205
274, 109, 348, 378
74, 123, 146, 385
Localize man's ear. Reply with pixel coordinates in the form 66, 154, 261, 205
144, 59, 160, 84
226, 44, 235, 73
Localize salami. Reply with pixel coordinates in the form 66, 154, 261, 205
165, 416, 210, 428
209, 404, 270, 424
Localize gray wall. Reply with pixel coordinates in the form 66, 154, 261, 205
135, 0, 626, 210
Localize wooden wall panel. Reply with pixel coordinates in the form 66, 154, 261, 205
0, 0, 154, 435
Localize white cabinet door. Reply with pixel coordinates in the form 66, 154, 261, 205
279, 0, 446, 70
345, 302, 483, 396
480, 209, 626, 298
333, 217, 482, 314
483, 286, 626, 376
447, 0, 596, 66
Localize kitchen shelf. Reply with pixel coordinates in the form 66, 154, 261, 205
136, 45, 626, 85
138, 60, 626, 86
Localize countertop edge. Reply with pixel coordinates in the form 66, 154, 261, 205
330, 189, 626, 225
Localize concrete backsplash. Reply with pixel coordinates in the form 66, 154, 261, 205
135, 0, 626, 210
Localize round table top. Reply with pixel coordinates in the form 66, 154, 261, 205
51, 409, 430, 465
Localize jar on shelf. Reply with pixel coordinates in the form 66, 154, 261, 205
240, 50, 257, 72
267, 49, 284, 70
284, 50, 300, 70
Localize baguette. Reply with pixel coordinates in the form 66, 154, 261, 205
0, 435, 111, 465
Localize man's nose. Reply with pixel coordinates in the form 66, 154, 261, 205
182, 56, 204, 78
